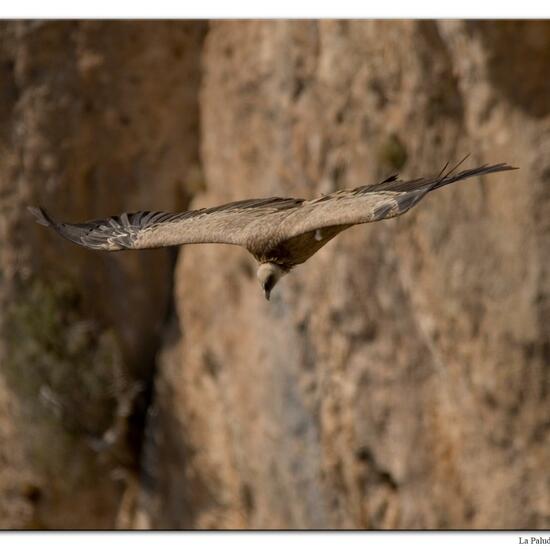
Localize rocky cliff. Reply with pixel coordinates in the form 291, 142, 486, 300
0, 20, 205, 528
0, 20, 548, 529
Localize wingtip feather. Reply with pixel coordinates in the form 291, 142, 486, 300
28, 206, 54, 227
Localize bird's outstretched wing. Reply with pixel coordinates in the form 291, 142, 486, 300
263, 162, 517, 267
28, 197, 304, 251
278, 163, 517, 241
29, 162, 517, 259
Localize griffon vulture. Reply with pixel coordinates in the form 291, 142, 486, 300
29, 160, 516, 300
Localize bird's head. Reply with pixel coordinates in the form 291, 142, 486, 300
257, 263, 287, 301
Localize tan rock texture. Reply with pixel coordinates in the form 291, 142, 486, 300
140, 20, 550, 529
0, 20, 205, 528
0, 20, 548, 529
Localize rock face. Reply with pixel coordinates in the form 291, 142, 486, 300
0, 21, 205, 528
139, 21, 550, 529
0, 20, 549, 530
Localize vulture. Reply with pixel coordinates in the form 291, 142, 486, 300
29, 160, 516, 300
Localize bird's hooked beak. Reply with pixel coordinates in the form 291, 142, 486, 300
257, 262, 286, 303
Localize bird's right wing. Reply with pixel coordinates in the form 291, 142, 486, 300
277, 163, 517, 241
28, 197, 304, 251
262, 163, 517, 267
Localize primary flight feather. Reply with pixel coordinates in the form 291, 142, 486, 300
29, 161, 517, 300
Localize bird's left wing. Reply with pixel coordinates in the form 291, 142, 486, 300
28, 197, 304, 251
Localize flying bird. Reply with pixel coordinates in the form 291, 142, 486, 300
29, 160, 516, 300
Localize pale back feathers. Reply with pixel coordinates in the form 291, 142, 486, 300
29, 162, 517, 270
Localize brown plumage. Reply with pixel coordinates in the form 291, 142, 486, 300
29, 161, 517, 300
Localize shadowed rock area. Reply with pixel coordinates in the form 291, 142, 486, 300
0, 20, 205, 528
0, 20, 548, 529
